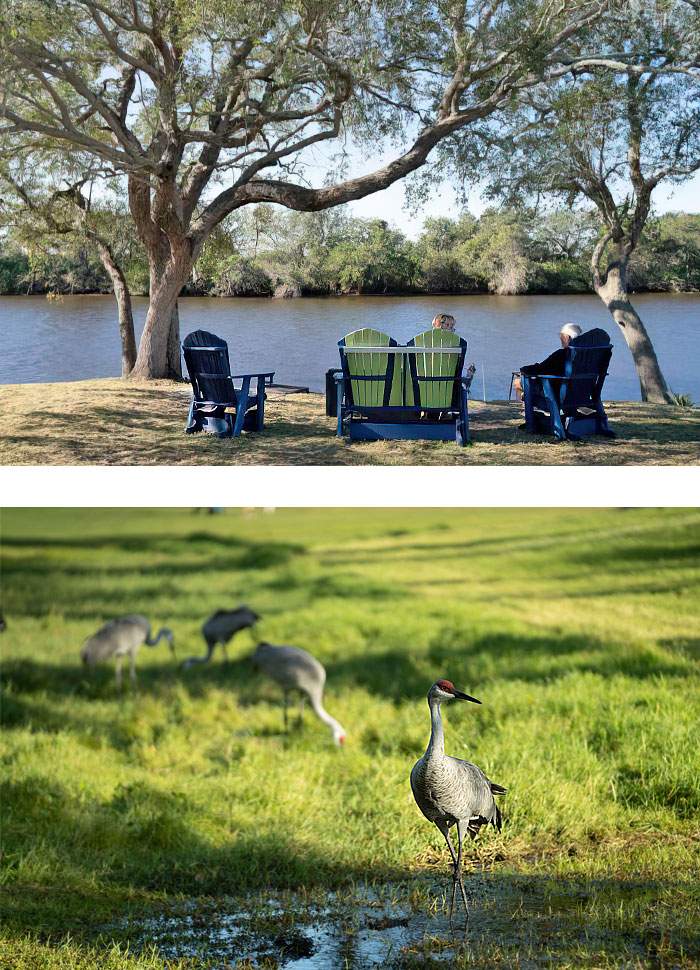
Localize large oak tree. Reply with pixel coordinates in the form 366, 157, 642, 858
447, 1, 700, 402
1, 0, 637, 378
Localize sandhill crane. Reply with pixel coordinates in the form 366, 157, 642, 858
80, 615, 175, 688
181, 606, 259, 669
410, 680, 506, 920
252, 642, 346, 746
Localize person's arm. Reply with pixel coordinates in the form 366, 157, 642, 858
521, 348, 566, 376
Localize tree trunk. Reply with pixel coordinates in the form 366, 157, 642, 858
594, 261, 675, 405
166, 301, 182, 379
96, 240, 137, 377
130, 244, 189, 380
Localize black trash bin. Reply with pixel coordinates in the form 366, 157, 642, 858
325, 368, 342, 417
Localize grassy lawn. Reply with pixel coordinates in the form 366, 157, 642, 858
1, 379, 698, 464
1, 507, 699, 968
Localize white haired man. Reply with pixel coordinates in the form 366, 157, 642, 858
513, 323, 583, 400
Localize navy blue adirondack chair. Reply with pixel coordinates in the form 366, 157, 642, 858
182, 330, 274, 437
521, 327, 615, 441
336, 328, 472, 445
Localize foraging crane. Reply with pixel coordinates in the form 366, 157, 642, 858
80, 615, 175, 688
410, 680, 506, 920
181, 606, 259, 669
252, 642, 346, 746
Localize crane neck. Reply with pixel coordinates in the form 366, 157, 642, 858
426, 697, 445, 761
146, 628, 168, 647
310, 693, 345, 741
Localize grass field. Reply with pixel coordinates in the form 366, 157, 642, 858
1, 507, 700, 968
1, 379, 699, 465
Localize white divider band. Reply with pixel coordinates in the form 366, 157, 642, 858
343, 346, 462, 354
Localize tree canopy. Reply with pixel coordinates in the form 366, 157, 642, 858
428, 1, 700, 401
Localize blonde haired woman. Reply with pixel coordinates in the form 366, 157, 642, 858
431, 312, 456, 331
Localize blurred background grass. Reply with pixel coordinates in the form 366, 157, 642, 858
1, 507, 699, 967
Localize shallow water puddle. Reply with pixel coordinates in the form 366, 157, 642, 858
119, 875, 661, 968
124, 886, 461, 968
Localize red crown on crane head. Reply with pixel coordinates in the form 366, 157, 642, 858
436, 679, 455, 693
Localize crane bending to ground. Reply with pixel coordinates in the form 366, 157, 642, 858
410, 680, 506, 921
80, 615, 175, 688
181, 606, 259, 669
252, 642, 346, 746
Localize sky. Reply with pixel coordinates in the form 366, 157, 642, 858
336, 147, 700, 239
347, 171, 700, 239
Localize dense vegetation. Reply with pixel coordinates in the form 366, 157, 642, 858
1, 206, 698, 298
1, 507, 699, 968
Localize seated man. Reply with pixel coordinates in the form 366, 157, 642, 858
513, 322, 582, 400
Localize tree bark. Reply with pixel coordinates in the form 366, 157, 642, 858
594, 259, 675, 404
95, 240, 136, 377
166, 300, 182, 379
130, 238, 189, 380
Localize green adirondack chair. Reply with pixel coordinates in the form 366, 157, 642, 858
336, 327, 472, 445
407, 328, 466, 410
337, 327, 404, 409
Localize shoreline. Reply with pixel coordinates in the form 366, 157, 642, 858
2, 288, 699, 300
1, 377, 697, 466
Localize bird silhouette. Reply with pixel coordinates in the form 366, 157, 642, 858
181, 606, 260, 669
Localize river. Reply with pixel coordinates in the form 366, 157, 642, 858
1, 292, 698, 400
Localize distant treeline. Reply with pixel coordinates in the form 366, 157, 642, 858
1, 206, 699, 298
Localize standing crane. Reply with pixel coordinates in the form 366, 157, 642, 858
410, 679, 506, 920
80, 615, 175, 688
181, 606, 259, 669
252, 642, 346, 746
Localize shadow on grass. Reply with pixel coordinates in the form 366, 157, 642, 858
0, 774, 407, 937
2, 529, 258, 551
660, 637, 700, 661
572, 538, 700, 569
322, 632, 693, 702
3, 531, 305, 570
2, 532, 307, 621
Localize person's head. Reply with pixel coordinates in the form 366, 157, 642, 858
432, 313, 456, 332
559, 322, 582, 348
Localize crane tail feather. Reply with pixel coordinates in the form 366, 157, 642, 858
493, 803, 503, 833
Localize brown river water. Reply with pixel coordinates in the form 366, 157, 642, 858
1, 292, 698, 400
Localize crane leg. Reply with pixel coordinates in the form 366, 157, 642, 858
439, 825, 460, 921
115, 658, 123, 691
130, 651, 137, 686
283, 690, 289, 732
297, 695, 305, 728
222, 642, 229, 662
441, 824, 469, 922
454, 820, 470, 920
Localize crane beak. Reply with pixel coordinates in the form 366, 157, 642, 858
452, 689, 481, 704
